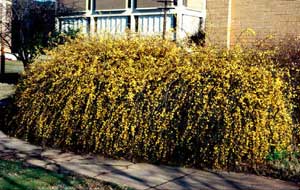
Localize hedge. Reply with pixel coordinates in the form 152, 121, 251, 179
13, 36, 293, 169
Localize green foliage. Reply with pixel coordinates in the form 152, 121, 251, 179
267, 150, 288, 161
265, 151, 300, 183
13, 36, 293, 169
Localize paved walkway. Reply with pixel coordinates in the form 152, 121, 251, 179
0, 131, 299, 190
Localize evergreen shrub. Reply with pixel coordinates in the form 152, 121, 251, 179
14, 36, 292, 169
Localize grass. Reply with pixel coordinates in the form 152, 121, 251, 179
3, 60, 24, 74
0, 159, 129, 190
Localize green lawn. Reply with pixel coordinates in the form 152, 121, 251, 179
3, 60, 24, 74
0, 159, 127, 190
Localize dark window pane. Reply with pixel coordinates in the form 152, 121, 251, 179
59, 0, 86, 11
136, 0, 162, 8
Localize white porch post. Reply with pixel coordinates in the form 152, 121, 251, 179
86, 0, 95, 35
130, 0, 136, 32
226, 0, 232, 48
176, 0, 184, 39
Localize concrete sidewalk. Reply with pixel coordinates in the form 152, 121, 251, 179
0, 131, 299, 190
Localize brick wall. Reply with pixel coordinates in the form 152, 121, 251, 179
205, 0, 230, 46
231, 0, 300, 44
205, 0, 300, 46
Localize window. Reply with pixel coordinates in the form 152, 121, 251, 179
59, 0, 86, 12
136, 0, 162, 8
95, 0, 127, 10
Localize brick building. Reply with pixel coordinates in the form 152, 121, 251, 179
206, 0, 300, 47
